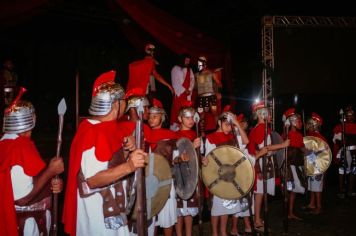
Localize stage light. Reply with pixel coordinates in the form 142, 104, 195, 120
294, 94, 298, 105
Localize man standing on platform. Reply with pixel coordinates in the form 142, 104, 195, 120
195, 56, 222, 132
126, 43, 174, 101
170, 54, 195, 130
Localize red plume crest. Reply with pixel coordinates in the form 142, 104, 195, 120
5, 87, 27, 114
92, 70, 116, 97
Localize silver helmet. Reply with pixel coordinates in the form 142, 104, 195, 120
3, 87, 36, 134
179, 107, 196, 118
282, 108, 300, 127
178, 101, 195, 118
219, 105, 235, 123
88, 71, 125, 116
149, 98, 166, 122
197, 56, 207, 72
306, 112, 323, 132
126, 95, 149, 113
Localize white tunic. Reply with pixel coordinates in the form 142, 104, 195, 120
308, 174, 324, 192
76, 119, 130, 236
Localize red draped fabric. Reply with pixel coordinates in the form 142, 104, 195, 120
115, 0, 225, 64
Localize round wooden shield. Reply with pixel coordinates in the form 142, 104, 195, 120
303, 136, 332, 176
174, 138, 199, 200
132, 152, 172, 220
202, 145, 254, 200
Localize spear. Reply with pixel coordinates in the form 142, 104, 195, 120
50, 98, 67, 236
194, 112, 204, 236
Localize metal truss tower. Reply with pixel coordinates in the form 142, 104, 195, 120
261, 15, 356, 129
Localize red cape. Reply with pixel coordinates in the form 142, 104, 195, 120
62, 119, 131, 235
206, 131, 233, 145
146, 128, 178, 150
288, 130, 305, 148
247, 123, 271, 155
176, 129, 197, 141
126, 57, 154, 93
0, 135, 45, 236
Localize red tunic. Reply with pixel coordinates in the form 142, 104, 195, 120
62, 119, 131, 236
332, 123, 356, 158
126, 57, 155, 93
247, 123, 274, 188
247, 123, 271, 155
206, 131, 233, 145
0, 135, 46, 236
146, 128, 178, 150
288, 130, 305, 148
333, 123, 356, 135
176, 129, 197, 141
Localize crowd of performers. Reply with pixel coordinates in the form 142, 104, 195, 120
1, 43, 356, 236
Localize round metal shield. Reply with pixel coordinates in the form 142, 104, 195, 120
132, 152, 172, 220
174, 138, 199, 200
303, 136, 332, 176
271, 131, 285, 169
202, 145, 254, 200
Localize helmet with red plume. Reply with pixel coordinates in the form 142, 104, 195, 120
3, 87, 36, 134
89, 70, 125, 116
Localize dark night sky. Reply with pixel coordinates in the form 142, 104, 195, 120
1, 0, 356, 139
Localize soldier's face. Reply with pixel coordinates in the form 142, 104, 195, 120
221, 120, 232, 134
148, 113, 162, 129
181, 116, 195, 129
295, 118, 303, 130
346, 114, 355, 123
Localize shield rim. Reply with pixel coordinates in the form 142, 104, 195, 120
174, 137, 199, 200
202, 145, 255, 200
